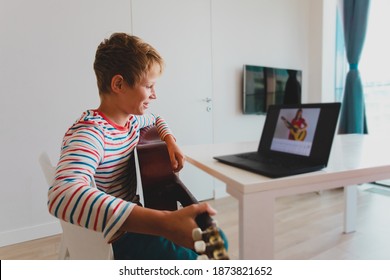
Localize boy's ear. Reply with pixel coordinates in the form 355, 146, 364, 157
111, 75, 124, 93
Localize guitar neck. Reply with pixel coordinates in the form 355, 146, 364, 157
195, 212, 214, 231
281, 116, 298, 133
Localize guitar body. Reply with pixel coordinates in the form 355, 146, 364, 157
137, 126, 229, 260
281, 116, 307, 141
289, 125, 307, 141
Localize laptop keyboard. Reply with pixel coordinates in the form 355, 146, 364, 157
237, 152, 306, 169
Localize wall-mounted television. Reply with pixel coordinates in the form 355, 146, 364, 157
242, 64, 302, 114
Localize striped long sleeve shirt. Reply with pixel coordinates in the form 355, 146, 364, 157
47, 110, 172, 243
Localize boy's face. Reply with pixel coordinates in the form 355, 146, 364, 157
122, 64, 160, 115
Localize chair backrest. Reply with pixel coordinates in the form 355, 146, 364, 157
59, 220, 113, 260
38, 153, 56, 186
39, 152, 114, 260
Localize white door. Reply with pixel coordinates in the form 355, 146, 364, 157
132, 0, 215, 200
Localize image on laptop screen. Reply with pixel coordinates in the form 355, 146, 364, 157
271, 108, 320, 156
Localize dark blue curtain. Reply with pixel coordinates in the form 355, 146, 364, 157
338, 0, 371, 134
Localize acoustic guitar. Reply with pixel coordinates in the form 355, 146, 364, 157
281, 116, 307, 141
136, 126, 229, 260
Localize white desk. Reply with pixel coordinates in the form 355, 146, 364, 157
182, 135, 390, 259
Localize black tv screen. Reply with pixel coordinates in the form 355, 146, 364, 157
242, 64, 302, 114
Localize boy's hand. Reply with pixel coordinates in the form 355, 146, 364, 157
164, 203, 217, 249
164, 135, 185, 172
123, 203, 217, 250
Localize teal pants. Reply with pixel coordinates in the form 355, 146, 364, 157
112, 230, 228, 260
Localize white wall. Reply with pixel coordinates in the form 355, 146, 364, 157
0, 0, 336, 247
211, 0, 311, 143
307, 0, 337, 103
0, 0, 132, 246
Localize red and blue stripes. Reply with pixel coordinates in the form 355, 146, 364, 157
47, 110, 173, 242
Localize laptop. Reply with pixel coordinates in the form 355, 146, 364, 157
214, 102, 341, 178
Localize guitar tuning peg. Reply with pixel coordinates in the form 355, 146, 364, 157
192, 228, 203, 241
197, 254, 209, 260
194, 240, 206, 253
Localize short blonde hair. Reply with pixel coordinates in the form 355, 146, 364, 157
93, 33, 164, 94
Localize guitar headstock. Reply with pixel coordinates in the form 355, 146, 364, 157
192, 213, 229, 260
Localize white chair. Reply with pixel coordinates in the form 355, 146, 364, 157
39, 152, 114, 260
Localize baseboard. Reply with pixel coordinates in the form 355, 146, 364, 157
0, 221, 62, 247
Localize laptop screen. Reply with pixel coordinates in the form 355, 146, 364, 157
259, 102, 341, 164
271, 108, 320, 156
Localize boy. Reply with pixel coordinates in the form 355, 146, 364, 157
47, 33, 216, 259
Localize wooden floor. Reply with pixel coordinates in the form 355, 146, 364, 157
1, 184, 390, 260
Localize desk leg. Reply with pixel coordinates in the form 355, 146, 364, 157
344, 185, 357, 233
235, 190, 275, 260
